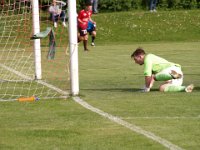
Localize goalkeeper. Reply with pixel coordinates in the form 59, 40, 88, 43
131, 47, 194, 92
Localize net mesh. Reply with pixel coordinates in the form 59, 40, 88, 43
0, 0, 70, 101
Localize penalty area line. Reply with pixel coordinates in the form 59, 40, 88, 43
73, 96, 183, 150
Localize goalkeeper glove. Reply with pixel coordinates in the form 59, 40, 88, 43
140, 86, 150, 92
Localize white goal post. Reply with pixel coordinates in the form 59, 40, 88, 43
32, 0, 42, 80
68, 0, 79, 96
0, 0, 79, 101
32, 0, 79, 95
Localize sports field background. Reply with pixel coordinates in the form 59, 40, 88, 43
0, 10, 200, 149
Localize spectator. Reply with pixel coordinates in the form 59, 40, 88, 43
49, 0, 67, 28
149, 0, 157, 12
91, 0, 98, 14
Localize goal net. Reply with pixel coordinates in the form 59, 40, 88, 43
0, 0, 70, 101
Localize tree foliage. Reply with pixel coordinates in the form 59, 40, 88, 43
77, 0, 199, 11
0, 0, 199, 12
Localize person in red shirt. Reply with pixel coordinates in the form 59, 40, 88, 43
77, 2, 95, 51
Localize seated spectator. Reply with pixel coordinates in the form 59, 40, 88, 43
49, 0, 67, 28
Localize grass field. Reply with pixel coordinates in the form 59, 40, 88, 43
0, 10, 200, 149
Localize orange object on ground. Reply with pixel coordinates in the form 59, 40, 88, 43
18, 96, 39, 102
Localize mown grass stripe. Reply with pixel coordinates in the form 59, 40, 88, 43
73, 96, 183, 150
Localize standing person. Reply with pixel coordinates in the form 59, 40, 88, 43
131, 47, 194, 92
49, 0, 67, 28
77, 2, 95, 51
92, 0, 98, 14
149, 0, 157, 12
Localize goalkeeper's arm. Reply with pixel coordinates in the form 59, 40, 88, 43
142, 75, 155, 92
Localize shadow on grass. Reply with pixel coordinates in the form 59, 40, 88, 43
194, 86, 200, 91
81, 88, 158, 93
81, 86, 200, 93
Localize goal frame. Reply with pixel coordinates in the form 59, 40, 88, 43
32, 0, 79, 96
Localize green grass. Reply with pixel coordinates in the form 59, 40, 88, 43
93, 10, 200, 44
0, 10, 200, 149
78, 42, 200, 149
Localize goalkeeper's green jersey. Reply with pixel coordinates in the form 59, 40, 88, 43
144, 54, 181, 76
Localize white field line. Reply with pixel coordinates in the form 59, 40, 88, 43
1, 63, 183, 150
73, 97, 183, 150
0, 64, 33, 80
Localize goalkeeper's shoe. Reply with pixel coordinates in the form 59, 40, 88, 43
185, 84, 194, 93
170, 70, 182, 79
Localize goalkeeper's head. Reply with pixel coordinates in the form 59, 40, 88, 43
131, 47, 146, 65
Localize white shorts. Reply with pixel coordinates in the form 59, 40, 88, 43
159, 66, 183, 86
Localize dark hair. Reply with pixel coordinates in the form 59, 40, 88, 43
85, 0, 92, 6
131, 47, 145, 58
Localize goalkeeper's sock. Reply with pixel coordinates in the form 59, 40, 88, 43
164, 85, 186, 92
155, 73, 173, 81
155, 70, 182, 81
